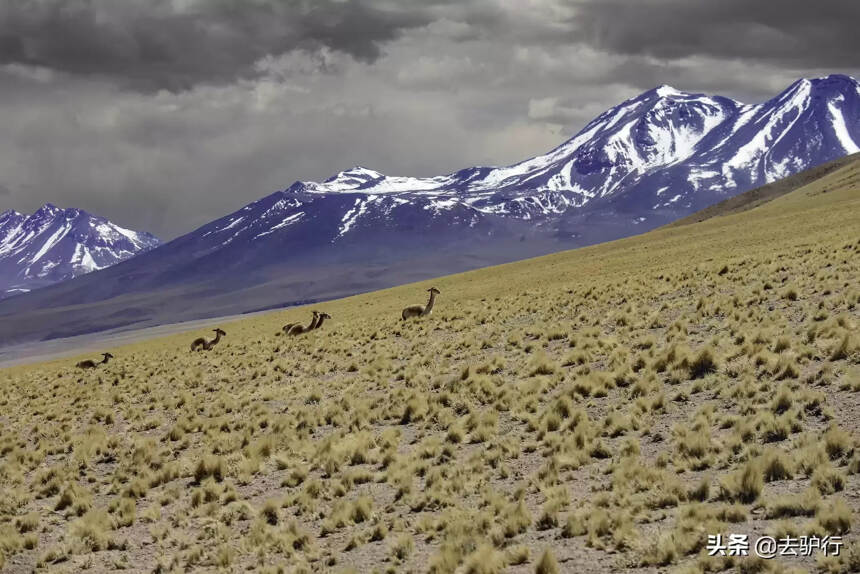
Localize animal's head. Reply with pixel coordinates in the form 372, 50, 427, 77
214, 328, 226, 336
428, 287, 441, 295
319, 312, 332, 320
103, 352, 114, 359
312, 310, 320, 316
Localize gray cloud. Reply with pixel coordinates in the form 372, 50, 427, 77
574, 0, 860, 69
0, 0, 439, 91
0, 0, 857, 239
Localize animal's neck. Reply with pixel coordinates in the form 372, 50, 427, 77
315, 316, 326, 329
101, 356, 110, 364
307, 316, 318, 330
211, 332, 221, 345
425, 292, 436, 312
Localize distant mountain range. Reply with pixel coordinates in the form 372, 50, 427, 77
0, 204, 160, 298
181, 74, 858, 254
0, 74, 857, 345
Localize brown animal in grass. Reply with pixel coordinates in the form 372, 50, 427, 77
190, 328, 226, 351
313, 312, 332, 330
402, 287, 440, 320
76, 352, 114, 369
286, 311, 320, 336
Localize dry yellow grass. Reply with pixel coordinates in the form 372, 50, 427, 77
0, 159, 858, 573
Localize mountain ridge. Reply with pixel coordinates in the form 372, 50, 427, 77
0, 74, 857, 345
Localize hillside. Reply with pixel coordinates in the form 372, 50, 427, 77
0, 75, 857, 347
669, 152, 860, 227
0, 153, 858, 573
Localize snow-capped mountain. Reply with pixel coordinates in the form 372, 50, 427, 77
194, 74, 858, 252
0, 204, 160, 298
0, 75, 856, 344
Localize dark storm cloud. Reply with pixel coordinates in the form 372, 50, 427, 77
3, 0, 852, 93
575, 0, 860, 68
0, 0, 857, 239
0, 0, 438, 91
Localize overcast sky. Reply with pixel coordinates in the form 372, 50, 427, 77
0, 0, 857, 239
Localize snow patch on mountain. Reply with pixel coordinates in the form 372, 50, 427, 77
336, 196, 377, 240
255, 212, 305, 239
828, 100, 860, 154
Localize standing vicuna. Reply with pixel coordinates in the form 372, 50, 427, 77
190, 328, 226, 351
402, 287, 441, 320
76, 352, 114, 369
285, 311, 319, 336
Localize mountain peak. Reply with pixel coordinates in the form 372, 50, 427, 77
776, 75, 860, 98
0, 205, 161, 298
808, 74, 859, 95
36, 202, 60, 213
294, 165, 390, 193
654, 84, 685, 98
348, 165, 380, 173
33, 202, 84, 220
631, 84, 695, 103
329, 166, 384, 181
814, 73, 857, 84
785, 77, 813, 91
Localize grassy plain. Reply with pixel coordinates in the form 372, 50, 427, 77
1, 159, 859, 573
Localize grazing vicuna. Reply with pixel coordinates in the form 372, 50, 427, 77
191, 328, 226, 351
76, 352, 114, 369
287, 311, 319, 336
402, 287, 441, 320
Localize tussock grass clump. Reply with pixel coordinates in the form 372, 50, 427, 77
760, 448, 794, 482
684, 347, 720, 379
194, 455, 226, 483
260, 499, 280, 525
14, 513, 39, 534
400, 393, 428, 424
829, 332, 856, 361
814, 498, 853, 536
765, 488, 820, 519
811, 464, 846, 495
688, 477, 710, 502
463, 544, 508, 574
535, 548, 559, 574
822, 426, 853, 460
506, 545, 530, 566
55, 483, 92, 516
69, 510, 122, 552
675, 426, 715, 463
528, 352, 558, 376
391, 533, 414, 561
719, 460, 763, 503
502, 499, 532, 538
